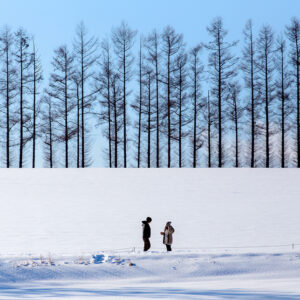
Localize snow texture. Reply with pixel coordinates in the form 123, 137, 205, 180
0, 169, 299, 299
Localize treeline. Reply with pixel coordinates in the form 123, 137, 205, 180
0, 17, 300, 168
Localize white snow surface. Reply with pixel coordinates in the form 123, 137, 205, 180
0, 169, 300, 299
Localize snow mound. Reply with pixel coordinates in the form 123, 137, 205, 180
1, 250, 300, 284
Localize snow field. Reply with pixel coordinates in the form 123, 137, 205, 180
0, 169, 299, 254
0, 169, 299, 299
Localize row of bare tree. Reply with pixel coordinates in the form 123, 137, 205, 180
0, 18, 300, 168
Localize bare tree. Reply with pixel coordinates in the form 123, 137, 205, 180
145, 30, 161, 167
241, 20, 260, 167
47, 45, 76, 168
0, 26, 18, 168
15, 28, 32, 168
73, 73, 81, 168
227, 82, 243, 167
96, 39, 113, 167
30, 38, 43, 168
111, 73, 123, 168
73, 22, 98, 168
112, 22, 136, 168
257, 25, 275, 168
275, 35, 292, 168
174, 50, 190, 167
161, 26, 184, 167
286, 17, 300, 167
190, 45, 204, 167
204, 90, 215, 167
132, 45, 156, 168
40, 95, 56, 168
144, 68, 155, 168
130, 37, 144, 167
206, 18, 238, 167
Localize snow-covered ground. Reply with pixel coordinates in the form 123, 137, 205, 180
0, 169, 299, 299
1, 249, 300, 299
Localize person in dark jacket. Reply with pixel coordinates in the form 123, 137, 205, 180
142, 217, 152, 251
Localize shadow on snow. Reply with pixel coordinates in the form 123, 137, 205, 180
0, 285, 299, 299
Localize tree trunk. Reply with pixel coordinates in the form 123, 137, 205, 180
167, 47, 171, 168
178, 68, 182, 168
234, 94, 239, 168
6, 44, 10, 168
250, 32, 255, 168
32, 50, 36, 168
297, 40, 300, 168
64, 56, 69, 168
19, 42, 23, 169
147, 74, 151, 168
217, 31, 222, 168
123, 45, 127, 168
81, 46, 85, 168
49, 103, 53, 168
281, 46, 285, 168
208, 91, 212, 168
107, 67, 112, 168
155, 41, 160, 168
265, 52, 270, 168
76, 82, 80, 168
113, 80, 118, 168
137, 43, 142, 168
193, 60, 197, 168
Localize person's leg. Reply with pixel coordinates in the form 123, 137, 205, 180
166, 244, 172, 251
144, 238, 151, 251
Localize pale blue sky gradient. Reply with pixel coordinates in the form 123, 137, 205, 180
0, 0, 298, 76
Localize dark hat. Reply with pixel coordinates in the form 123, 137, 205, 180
146, 217, 152, 222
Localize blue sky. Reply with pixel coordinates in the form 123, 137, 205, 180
0, 0, 297, 86
0, 0, 298, 71
0, 0, 299, 167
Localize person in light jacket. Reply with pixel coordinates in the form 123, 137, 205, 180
160, 221, 175, 251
